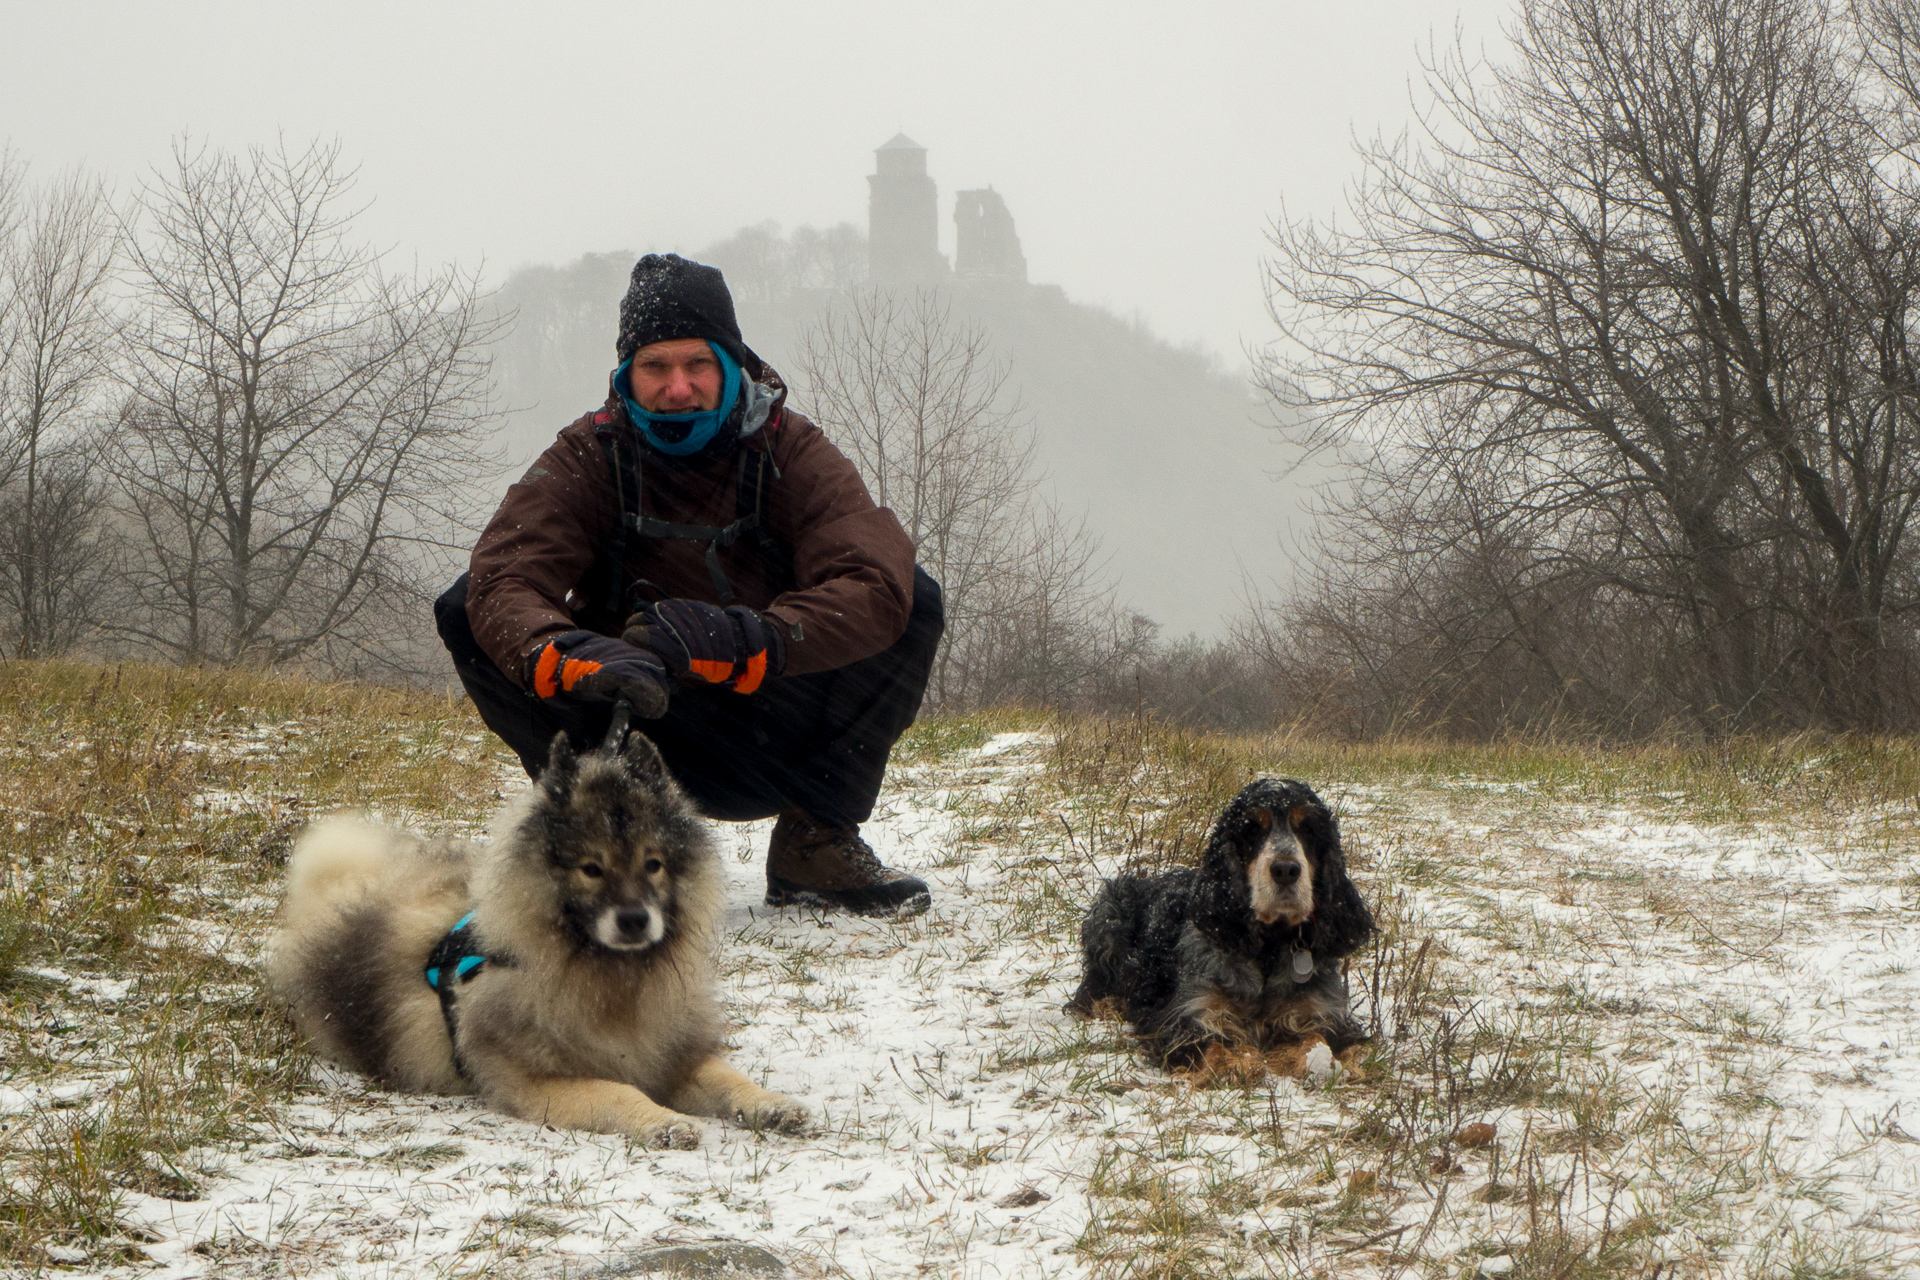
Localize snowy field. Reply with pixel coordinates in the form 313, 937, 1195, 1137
7, 711, 1920, 1278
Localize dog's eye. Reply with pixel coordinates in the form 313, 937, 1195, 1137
643, 858, 664, 875
578, 862, 605, 878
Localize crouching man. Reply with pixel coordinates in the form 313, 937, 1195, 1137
436, 253, 942, 916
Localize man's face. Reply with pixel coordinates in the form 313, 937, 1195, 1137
629, 338, 723, 413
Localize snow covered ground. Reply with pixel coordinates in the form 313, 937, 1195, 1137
14, 727, 1920, 1278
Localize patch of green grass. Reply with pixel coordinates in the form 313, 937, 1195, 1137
992, 1018, 1135, 1074
932, 1131, 1013, 1169
1078, 1147, 1224, 1280
482, 1207, 568, 1237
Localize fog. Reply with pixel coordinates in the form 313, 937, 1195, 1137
3, 0, 1515, 635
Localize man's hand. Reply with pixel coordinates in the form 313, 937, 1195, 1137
528, 631, 672, 718
623, 599, 786, 694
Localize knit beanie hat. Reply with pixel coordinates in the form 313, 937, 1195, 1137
615, 253, 760, 372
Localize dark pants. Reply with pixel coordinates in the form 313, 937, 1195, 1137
434, 569, 944, 828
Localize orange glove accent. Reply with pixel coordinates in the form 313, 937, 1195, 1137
527, 631, 670, 718
533, 642, 565, 697
733, 650, 769, 695
623, 600, 787, 694
534, 643, 612, 697
688, 658, 735, 684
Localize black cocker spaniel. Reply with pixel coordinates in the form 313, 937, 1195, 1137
1067, 776, 1375, 1070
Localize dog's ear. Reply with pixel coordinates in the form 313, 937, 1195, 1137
1193, 786, 1269, 943
621, 728, 666, 783
540, 732, 578, 800
1302, 805, 1374, 959
1312, 871, 1376, 959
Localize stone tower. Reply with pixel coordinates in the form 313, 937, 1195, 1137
954, 187, 1027, 282
867, 134, 948, 284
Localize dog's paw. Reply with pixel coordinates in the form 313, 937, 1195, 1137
637, 1118, 702, 1150
735, 1093, 810, 1135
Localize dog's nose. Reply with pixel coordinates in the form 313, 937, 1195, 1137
615, 907, 653, 939
1271, 860, 1303, 886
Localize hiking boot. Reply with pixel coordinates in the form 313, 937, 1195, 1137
764, 807, 932, 917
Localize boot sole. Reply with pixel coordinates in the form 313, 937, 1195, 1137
765, 877, 932, 918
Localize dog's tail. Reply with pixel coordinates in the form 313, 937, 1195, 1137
280, 813, 414, 931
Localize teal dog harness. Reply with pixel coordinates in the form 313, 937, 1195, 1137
425, 911, 491, 994
424, 911, 510, 1076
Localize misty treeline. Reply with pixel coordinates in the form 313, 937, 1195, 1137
1257, 0, 1920, 737
0, 138, 502, 676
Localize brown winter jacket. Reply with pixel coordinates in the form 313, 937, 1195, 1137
466, 370, 916, 688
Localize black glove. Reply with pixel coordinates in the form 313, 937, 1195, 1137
622, 599, 787, 694
527, 630, 671, 718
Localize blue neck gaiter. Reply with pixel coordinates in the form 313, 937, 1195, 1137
615, 342, 743, 457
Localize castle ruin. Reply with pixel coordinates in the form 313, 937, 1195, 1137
954, 187, 1026, 282
868, 136, 1028, 286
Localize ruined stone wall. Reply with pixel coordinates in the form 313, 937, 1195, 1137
953, 187, 1027, 282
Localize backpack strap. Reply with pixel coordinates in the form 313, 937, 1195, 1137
593, 422, 789, 609
594, 419, 642, 621
739, 447, 788, 564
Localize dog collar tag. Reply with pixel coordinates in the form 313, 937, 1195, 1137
1291, 949, 1315, 983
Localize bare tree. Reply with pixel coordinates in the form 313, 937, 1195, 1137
789, 223, 867, 292
107, 137, 506, 671
797, 287, 1125, 706
960, 500, 1139, 708
0, 169, 118, 656
0, 450, 116, 657
0, 148, 25, 491
1263, 0, 1920, 734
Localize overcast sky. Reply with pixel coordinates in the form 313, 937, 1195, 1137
4, 0, 1514, 366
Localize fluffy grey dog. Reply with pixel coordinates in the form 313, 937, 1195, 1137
267, 731, 806, 1148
